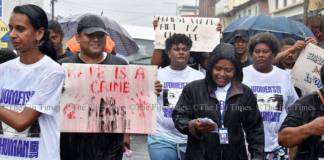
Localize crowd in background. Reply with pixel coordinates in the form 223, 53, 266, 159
0, 4, 323, 160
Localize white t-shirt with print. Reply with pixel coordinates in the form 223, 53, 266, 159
242, 65, 298, 152
155, 66, 205, 143
0, 56, 65, 159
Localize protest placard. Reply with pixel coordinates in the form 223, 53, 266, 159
154, 16, 220, 52
60, 64, 157, 134
291, 43, 324, 93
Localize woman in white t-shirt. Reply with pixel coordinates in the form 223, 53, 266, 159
147, 34, 205, 160
242, 32, 299, 160
0, 4, 65, 160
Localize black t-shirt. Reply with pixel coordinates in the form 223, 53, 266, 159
161, 50, 209, 70
242, 56, 253, 68
57, 49, 75, 61
279, 90, 324, 160
58, 53, 127, 160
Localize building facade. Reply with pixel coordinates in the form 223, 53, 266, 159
199, 0, 218, 17
215, 0, 270, 37
178, 5, 199, 17
269, 0, 324, 45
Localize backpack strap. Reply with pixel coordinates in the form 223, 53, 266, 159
317, 90, 324, 105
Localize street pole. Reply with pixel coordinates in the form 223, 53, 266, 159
51, 0, 54, 20
303, 0, 308, 26
195, 0, 197, 17
51, 0, 58, 20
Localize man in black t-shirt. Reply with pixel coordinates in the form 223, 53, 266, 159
48, 20, 74, 60
227, 29, 252, 68
59, 15, 162, 160
278, 64, 324, 160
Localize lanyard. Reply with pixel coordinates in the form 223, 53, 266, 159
219, 90, 229, 128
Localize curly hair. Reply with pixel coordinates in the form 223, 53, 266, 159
0, 49, 17, 64
279, 38, 296, 50
248, 32, 280, 57
165, 34, 192, 52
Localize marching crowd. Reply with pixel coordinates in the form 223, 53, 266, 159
0, 4, 324, 160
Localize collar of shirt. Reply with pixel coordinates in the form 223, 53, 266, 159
62, 48, 66, 55
216, 82, 231, 92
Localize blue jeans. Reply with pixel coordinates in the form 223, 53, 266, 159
148, 135, 187, 160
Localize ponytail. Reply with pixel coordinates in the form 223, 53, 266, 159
13, 5, 58, 61
39, 30, 57, 61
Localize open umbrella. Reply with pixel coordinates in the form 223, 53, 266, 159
59, 13, 139, 56
223, 14, 318, 42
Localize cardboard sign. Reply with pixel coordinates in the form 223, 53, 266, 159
60, 64, 157, 134
154, 16, 220, 52
291, 43, 324, 92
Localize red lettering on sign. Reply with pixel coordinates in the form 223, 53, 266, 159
312, 66, 320, 75
135, 67, 145, 79
123, 82, 129, 93
114, 82, 119, 91
91, 80, 97, 93
99, 81, 107, 93
119, 67, 127, 79
115, 67, 119, 79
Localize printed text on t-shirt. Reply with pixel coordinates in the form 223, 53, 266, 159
0, 89, 35, 106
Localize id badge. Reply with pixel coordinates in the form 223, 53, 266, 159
219, 128, 229, 144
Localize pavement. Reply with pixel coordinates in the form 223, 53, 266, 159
122, 134, 150, 160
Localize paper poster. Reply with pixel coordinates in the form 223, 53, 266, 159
154, 16, 220, 52
60, 64, 157, 134
291, 43, 324, 93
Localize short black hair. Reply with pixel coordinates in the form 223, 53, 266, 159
48, 20, 64, 38
0, 49, 17, 64
248, 32, 279, 56
165, 34, 192, 52
321, 64, 324, 85
279, 38, 296, 50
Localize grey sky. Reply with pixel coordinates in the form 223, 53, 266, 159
43, 0, 198, 27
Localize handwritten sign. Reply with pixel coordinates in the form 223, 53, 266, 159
60, 64, 157, 134
291, 43, 324, 93
154, 16, 220, 52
